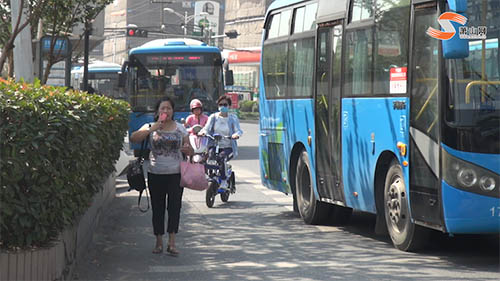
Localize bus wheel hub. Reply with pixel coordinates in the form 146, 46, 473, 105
387, 178, 404, 225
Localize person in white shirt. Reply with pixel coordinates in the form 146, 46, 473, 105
199, 95, 243, 188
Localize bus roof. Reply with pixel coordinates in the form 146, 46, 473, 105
265, 0, 347, 24
267, 0, 307, 12
71, 61, 121, 73
317, 0, 348, 23
129, 38, 221, 55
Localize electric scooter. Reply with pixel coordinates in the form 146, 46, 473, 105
203, 134, 235, 208
187, 126, 236, 208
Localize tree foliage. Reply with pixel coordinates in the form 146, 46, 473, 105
0, 0, 113, 82
39, 0, 113, 84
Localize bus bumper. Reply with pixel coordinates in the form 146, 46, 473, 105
442, 181, 500, 234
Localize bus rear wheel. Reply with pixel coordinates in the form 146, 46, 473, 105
384, 160, 428, 251
296, 150, 331, 225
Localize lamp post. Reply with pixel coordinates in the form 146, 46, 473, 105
164, 8, 202, 37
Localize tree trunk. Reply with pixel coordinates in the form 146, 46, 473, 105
8, 50, 14, 77
42, 56, 54, 85
0, 40, 15, 77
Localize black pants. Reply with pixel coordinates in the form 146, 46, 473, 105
210, 147, 233, 180
148, 173, 183, 235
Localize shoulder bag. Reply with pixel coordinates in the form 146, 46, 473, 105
180, 156, 209, 191
126, 137, 150, 212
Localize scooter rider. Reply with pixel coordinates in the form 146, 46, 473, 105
198, 95, 243, 189
184, 99, 208, 134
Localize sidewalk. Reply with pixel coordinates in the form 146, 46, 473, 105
72, 176, 238, 281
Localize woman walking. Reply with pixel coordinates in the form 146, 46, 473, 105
130, 96, 193, 255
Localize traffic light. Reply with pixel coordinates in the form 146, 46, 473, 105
225, 30, 238, 39
126, 27, 148, 38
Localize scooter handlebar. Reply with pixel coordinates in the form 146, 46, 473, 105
205, 134, 232, 141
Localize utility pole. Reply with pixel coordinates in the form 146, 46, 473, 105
83, 20, 90, 92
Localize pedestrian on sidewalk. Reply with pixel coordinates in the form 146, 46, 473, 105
130, 96, 193, 255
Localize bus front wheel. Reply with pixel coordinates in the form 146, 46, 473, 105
384, 160, 428, 251
296, 150, 331, 225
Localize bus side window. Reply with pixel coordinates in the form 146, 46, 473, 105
373, 1, 410, 95
345, 29, 373, 95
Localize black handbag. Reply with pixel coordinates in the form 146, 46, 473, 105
127, 138, 150, 212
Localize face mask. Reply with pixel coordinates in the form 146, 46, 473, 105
219, 106, 229, 113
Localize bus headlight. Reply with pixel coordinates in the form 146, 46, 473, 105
479, 176, 496, 191
442, 148, 499, 198
457, 168, 477, 187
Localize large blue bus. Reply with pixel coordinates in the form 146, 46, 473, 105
259, 0, 499, 251
121, 38, 232, 153
71, 61, 126, 100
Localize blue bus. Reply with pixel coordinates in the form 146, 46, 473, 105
120, 38, 232, 153
259, 0, 499, 251
71, 61, 126, 100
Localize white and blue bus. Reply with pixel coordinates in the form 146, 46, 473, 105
120, 38, 233, 153
71, 61, 126, 100
259, 0, 499, 251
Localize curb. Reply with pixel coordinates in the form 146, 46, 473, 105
240, 119, 259, 124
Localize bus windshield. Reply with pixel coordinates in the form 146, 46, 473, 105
445, 0, 499, 153
88, 71, 126, 100
128, 53, 222, 113
71, 61, 125, 100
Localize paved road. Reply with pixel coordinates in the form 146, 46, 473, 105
74, 122, 499, 281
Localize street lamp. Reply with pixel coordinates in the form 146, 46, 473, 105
163, 8, 207, 37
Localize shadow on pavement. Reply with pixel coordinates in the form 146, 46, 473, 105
74, 191, 499, 281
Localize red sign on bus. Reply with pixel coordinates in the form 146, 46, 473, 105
389, 67, 407, 94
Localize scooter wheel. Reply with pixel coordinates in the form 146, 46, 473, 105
230, 172, 236, 193
221, 191, 230, 202
205, 182, 217, 208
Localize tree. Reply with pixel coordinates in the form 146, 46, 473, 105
0, 0, 113, 83
38, 0, 113, 84
0, 0, 47, 77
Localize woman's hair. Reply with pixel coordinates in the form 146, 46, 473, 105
217, 95, 231, 106
154, 96, 175, 121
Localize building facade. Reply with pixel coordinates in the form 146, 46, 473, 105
222, 0, 272, 98
102, 0, 225, 65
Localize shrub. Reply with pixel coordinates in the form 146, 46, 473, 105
239, 100, 258, 112
0, 79, 129, 249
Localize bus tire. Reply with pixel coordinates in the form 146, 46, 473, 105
384, 160, 428, 251
296, 150, 331, 225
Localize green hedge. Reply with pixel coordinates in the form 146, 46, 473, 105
0, 79, 129, 249
239, 100, 258, 112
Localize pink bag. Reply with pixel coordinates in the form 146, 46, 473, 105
180, 158, 209, 191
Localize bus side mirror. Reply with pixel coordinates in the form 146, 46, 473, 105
225, 70, 234, 86
442, 21, 469, 59
442, 2, 468, 59
118, 61, 129, 87
118, 73, 126, 88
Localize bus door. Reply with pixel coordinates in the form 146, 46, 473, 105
408, 2, 443, 228
315, 23, 345, 204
